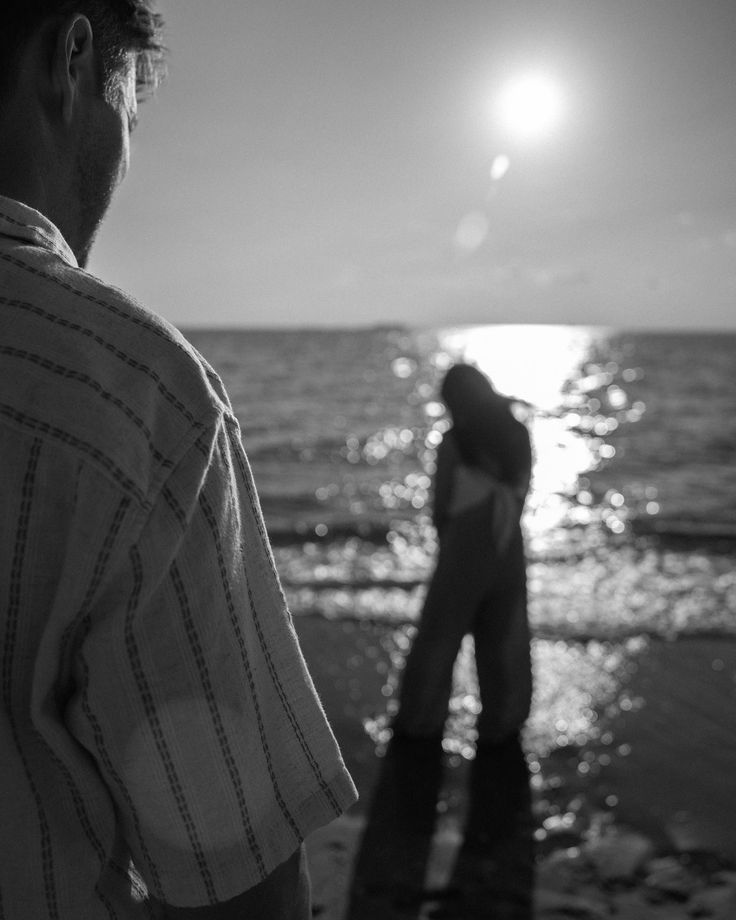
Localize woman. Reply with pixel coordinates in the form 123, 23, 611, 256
393, 363, 533, 842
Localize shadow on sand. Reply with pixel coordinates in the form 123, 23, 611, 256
346, 734, 534, 919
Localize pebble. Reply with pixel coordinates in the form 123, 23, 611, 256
582, 827, 656, 881
534, 836, 736, 919
535, 847, 591, 894
534, 888, 610, 918
688, 882, 736, 919
644, 856, 700, 900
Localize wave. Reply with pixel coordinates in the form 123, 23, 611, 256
266, 518, 395, 546
282, 576, 425, 591
275, 529, 736, 642
245, 432, 348, 457
631, 518, 736, 544
266, 513, 736, 549
290, 606, 736, 644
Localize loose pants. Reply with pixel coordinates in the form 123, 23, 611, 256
394, 496, 532, 743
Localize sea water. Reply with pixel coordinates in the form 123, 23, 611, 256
186, 325, 736, 758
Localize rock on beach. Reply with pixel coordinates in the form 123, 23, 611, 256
305, 815, 736, 919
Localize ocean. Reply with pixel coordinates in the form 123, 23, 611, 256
185, 325, 736, 762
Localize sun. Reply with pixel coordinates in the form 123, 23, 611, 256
494, 72, 564, 141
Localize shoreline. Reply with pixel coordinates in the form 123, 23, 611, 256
294, 616, 736, 917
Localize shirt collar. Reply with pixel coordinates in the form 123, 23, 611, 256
0, 195, 78, 268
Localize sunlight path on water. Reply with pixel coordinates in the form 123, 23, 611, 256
433, 325, 610, 546
435, 324, 601, 412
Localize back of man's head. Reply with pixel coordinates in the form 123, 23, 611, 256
0, 0, 165, 103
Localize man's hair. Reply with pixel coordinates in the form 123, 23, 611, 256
1, 0, 166, 100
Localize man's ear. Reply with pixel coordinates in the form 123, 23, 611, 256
53, 15, 96, 123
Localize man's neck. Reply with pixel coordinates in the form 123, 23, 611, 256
0, 127, 53, 218
0, 134, 83, 262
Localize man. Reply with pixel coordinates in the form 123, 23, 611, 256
0, 3, 356, 918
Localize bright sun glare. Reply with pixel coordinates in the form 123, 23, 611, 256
494, 72, 564, 141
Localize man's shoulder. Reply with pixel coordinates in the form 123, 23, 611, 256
61, 261, 226, 403
0, 246, 231, 506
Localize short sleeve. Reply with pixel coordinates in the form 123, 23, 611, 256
66, 414, 357, 908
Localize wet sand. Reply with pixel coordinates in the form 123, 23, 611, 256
589, 635, 736, 857
294, 616, 736, 917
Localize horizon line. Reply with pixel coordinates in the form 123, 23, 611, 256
177, 321, 736, 335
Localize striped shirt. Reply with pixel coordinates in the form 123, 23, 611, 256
0, 196, 357, 918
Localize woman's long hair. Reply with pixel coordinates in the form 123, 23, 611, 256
440, 363, 522, 482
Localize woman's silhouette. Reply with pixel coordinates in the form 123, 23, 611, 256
393, 362, 533, 845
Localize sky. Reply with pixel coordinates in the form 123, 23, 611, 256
92, 0, 736, 330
